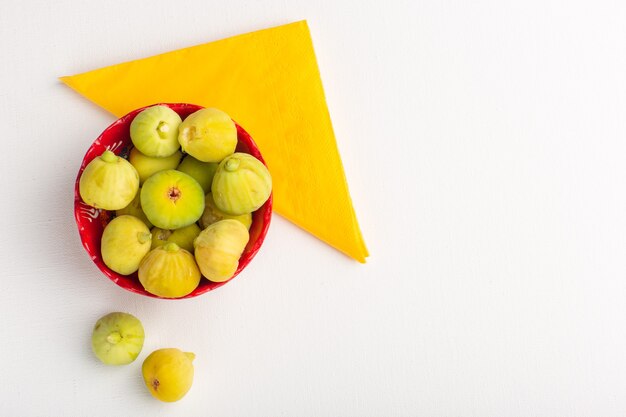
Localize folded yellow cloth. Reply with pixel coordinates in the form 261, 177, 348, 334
61, 20, 368, 262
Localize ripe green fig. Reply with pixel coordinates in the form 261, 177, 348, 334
194, 219, 249, 282
151, 223, 201, 253
199, 193, 251, 230
139, 243, 201, 298
130, 105, 182, 157
212, 153, 272, 215
176, 155, 218, 193
177, 108, 237, 162
91, 312, 145, 365
115, 188, 152, 228
101, 215, 152, 275
129, 147, 182, 184
142, 348, 195, 402
79, 150, 139, 210
141, 170, 205, 230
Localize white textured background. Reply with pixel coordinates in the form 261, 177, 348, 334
1, 0, 626, 415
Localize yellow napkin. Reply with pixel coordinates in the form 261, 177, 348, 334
61, 20, 368, 262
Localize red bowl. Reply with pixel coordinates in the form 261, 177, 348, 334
74, 103, 272, 299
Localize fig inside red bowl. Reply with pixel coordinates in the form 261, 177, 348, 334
74, 103, 272, 299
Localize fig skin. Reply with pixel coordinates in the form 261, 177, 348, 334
176, 155, 218, 193
79, 150, 139, 210
130, 105, 182, 157
194, 219, 249, 283
142, 348, 195, 402
91, 312, 145, 365
212, 153, 272, 215
115, 188, 152, 228
101, 215, 152, 275
138, 243, 201, 298
129, 147, 182, 184
177, 108, 237, 163
199, 193, 252, 230
150, 223, 201, 253
140, 170, 205, 230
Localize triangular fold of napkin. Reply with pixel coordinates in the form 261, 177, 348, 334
61, 20, 368, 262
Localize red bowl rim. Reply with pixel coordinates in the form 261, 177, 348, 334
74, 103, 272, 299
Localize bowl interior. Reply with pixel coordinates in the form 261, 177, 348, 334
74, 103, 272, 299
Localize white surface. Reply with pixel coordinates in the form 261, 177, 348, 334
1, 0, 626, 415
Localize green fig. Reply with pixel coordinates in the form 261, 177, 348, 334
199, 193, 252, 230
142, 348, 195, 402
79, 150, 139, 210
91, 312, 145, 365
177, 108, 237, 162
139, 243, 201, 298
176, 155, 218, 193
194, 219, 249, 282
101, 215, 152, 275
212, 153, 272, 215
115, 188, 152, 228
151, 223, 201, 253
130, 105, 182, 157
141, 170, 205, 230
129, 147, 182, 184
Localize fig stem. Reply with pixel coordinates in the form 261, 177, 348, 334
106, 331, 122, 344
164, 242, 180, 252
100, 150, 118, 163
157, 121, 170, 138
225, 158, 240, 172
138, 232, 152, 244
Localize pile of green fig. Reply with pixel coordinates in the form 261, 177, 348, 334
79, 105, 272, 298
